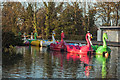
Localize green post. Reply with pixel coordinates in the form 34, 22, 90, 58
34, 32, 37, 40
18, 32, 22, 37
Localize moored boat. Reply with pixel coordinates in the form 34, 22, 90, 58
50, 31, 67, 52
66, 32, 93, 55
31, 40, 40, 46
40, 31, 57, 47
96, 33, 111, 56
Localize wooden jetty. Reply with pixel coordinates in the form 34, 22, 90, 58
64, 40, 120, 47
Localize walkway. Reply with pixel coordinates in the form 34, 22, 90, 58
64, 40, 120, 47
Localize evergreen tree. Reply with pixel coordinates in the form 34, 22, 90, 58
54, 3, 83, 40
43, 2, 55, 38
36, 7, 46, 38
43, 2, 63, 39
25, 3, 34, 34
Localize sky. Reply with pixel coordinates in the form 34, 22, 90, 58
0, 0, 119, 2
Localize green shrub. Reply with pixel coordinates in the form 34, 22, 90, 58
2, 31, 23, 48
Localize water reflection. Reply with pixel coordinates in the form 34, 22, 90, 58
2, 46, 119, 78
66, 52, 93, 78
95, 55, 109, 78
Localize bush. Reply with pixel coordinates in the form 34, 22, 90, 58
2, 31, 23, 48
14, 36, 24, 46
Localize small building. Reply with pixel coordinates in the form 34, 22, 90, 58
97, 26, 120, 42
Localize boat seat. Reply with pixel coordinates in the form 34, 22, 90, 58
69, 45, 73, 49
75, 45, 80, 50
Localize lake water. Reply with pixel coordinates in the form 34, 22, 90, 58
2, 46, 120, 79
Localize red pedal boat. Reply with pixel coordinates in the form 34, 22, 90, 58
66, 32, 93, 55
50, 31, 67, 52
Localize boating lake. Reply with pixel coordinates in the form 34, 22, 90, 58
2, 46, 120, 79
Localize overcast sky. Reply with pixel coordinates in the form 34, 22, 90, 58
0, 0, 119, 2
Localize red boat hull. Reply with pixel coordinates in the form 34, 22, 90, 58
66, 32, 93, 54
50, 42, 67, 52
66, 44, 93, 55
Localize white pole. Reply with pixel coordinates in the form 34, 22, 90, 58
97, 28, 102, 41
111, 19, 112, 26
